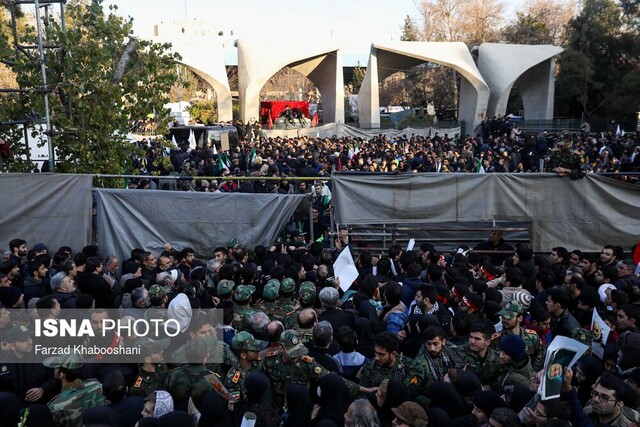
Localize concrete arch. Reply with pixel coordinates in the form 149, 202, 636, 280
358, 41, 489, 132
478, 43, 564, 120
236, 39, 344, 124
154, 38, 233, 122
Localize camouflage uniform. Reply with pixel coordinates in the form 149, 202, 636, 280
44, 354, 106, 427
129, 364, 169, 398
166, 364, 216, 411
277, 278, 297, 315
224, 332, 267, 402
460, 345, 502, 387
171, 337, 238, 376
546, 139, 587, 179
359, 355, 427, 390
257, 283, 288, 321
492, 301, 545, 371
263, 330, 330, 409
233, 285, 258, 331
414, 342, 465, 383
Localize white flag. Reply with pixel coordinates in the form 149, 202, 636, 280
188, 129, 196, 150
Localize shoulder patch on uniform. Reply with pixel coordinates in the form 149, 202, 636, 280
266, 351, 279, 357
134, 376, 143, 388
524, 329, 537, 335
410, 377, 418, 385
301, 355, 313, 363
231, 371, 241, 384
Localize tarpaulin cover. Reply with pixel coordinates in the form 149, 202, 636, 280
95, 189, 305, 261
0, 173, 93, 253
332, 173, 640, 252
262, 122, 460, 140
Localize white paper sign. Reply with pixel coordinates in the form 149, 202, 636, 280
241, 412, 257, 427
333, 246, 359, 292
540, 336, 588, 400
406, 238, 415, 252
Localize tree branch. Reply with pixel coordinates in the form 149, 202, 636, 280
112, 37, 137, 83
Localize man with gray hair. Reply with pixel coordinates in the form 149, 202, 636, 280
307, 320, 342, 373
319, 287, 355, 338
51, 271, 77, 308
249, 311, 270, 341
101, 255, 119, 287
345, 399, 380, 427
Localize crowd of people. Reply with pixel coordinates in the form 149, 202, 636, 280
127, 116, 640, 193
1, 230, 640, 427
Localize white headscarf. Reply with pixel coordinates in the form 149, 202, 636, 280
153, 390, 174, 417
167, 293, 192, 333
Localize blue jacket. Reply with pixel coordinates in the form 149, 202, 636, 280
400, 277, 422, 308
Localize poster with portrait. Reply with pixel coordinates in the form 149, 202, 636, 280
591, 309, 611, 359
540, 336, 588, 400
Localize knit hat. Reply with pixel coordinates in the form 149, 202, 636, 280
280, 277, 296, 294
234, 285, 255, 302
280, 329, 308, 358
217, 279, 235, 296
299, 281, 316, 305
392, 402, 428, 427
0, 286, 22, 307
473, 390, 506, 416
500, 334, 526, 362
33, 243, 48, 253
511, 290, 533, 310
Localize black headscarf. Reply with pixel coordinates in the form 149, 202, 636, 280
315, 373, 352, 427
377, 380, 412, 427
575, 355, 604, 406
284, 384, 312, 427
198, 391, 234, 427
0, 392, 20, 427
426, 407, 451, 427
157, 411, 192, 427
82, 407, 117, 427
23, 404, 54, 427
427, 381, 469, 419
244, 373, 274, 407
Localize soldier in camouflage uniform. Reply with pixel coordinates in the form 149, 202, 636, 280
263, 329, 332, 410
291, 307, 317, 344
284, 281, 316, 329
256, 279, 288, 322
277, 278, 298, 315
413, 325, 465, 383
233, 285, 260, 331
129, 337, 170, 398
224, 331, 267, 402
45, 354, 107, 427
491, 301, 545, 371
358, 332, 427, 395
460, 322, 502, 387
166, 338, 217, 411
144, 284, 172, 322
547, 138, 587, 179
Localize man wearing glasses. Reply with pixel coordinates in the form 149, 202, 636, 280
585, 372, 638, 426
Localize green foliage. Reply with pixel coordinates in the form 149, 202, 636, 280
502, 12, 553, 44
188, 100, 218, 124
556, 0, 639, 120
351, 65, 365, 94
0, 0, 179, 175
401, 15, 421, 41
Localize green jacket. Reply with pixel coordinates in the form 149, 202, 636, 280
460, 345, 502, 386
494, 356, 533, 393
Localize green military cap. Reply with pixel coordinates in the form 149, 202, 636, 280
266, 278, 281, 290
571, 328, 593, 347
6, 325, 32, 342
134, 337, 170, 357
232, 331, 268, 352
227, 239, 240, 249
217, 279, 235, 296
148, 284, 172, 298
280, 278, 296, 294
43, 353, 84, 369
234, 285, 255, 302
497, 301, 524, 319
299, 281, 316, 305
280, 329, 308, 358
263, 282, 280, 300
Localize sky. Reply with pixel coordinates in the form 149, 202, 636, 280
105, 0, 528, 56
